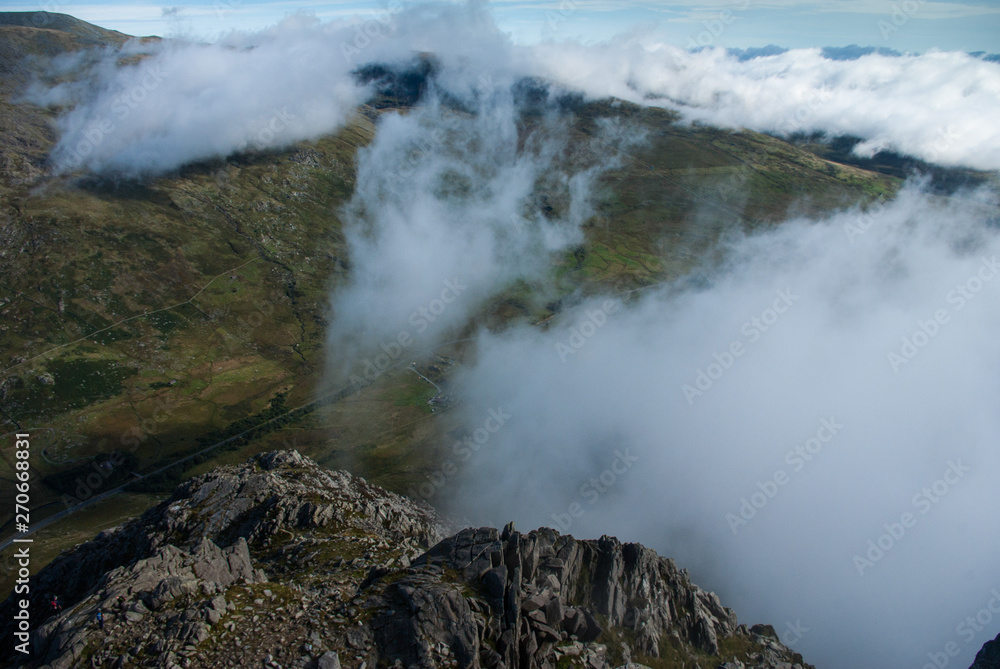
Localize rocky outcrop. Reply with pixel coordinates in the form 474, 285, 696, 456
32, 538, 264, 669
365, 525, 805, 669
3, 452, 812, 669
3, 450, 449, 632
1, 449, 450, 666
972, 633, 1000, 669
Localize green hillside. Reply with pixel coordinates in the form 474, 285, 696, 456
0, 11, 904, 590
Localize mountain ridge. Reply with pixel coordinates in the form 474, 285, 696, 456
3, 450, 812, 669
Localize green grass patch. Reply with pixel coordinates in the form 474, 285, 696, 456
144, 308, 187, 334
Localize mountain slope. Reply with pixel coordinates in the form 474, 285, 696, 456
0, 11, 898, 593
0, 12, 130, 45
0, 12, 132, 187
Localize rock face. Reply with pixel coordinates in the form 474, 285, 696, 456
971, 633, 1000, 669
32, 538, 265, 669
2, 451, 812, 669
368, 525, 779, 669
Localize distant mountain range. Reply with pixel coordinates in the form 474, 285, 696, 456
720, 43, 1000, 62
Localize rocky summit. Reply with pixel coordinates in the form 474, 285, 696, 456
971, 634, 1000, 669
3, 452, 812, 669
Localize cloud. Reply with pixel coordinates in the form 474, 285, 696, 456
526, 41, 1000, 170
32, 13, 381, 177
29, 2, 533, 178
323, 63, 635, 383
21, 4, 1000, 177
27, 2, 1000, 176
443, 182, 1000, 669
665, 0, 1000, 18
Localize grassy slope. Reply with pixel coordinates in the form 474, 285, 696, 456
0, 13, 902, 589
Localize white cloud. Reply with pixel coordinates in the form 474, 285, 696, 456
526, 40, 1000, 170
729, 0, 1000, 18
487, 0, 1000, 18
29, 14, 381, 177
445, 183, 1000, 669
323, 61, 634, 382
28, 2, 1000, 176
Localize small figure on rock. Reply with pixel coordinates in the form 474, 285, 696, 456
95, 609, 104, 631
115, 595, 126, 620
50, 595, 62, 612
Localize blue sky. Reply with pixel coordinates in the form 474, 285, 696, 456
7, 0, 1000, 52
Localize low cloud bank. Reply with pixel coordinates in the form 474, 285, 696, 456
26, 3, 1000, 176
32, 15, 374, 177
527, 41, 1000, 170
446, 183, 1000, 669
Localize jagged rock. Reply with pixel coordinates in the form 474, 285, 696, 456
381, 523, 800, 669
179, 621, 210, 643
1, 452, 811, 669
972, 632, 1000, 669
27, 535, 267, 667
482, 565, 506, 601
317, 651, 341, 669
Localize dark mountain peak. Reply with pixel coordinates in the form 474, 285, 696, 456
972, 632, 1000, 669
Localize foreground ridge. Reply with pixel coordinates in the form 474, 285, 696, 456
4, 451, 811, 668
